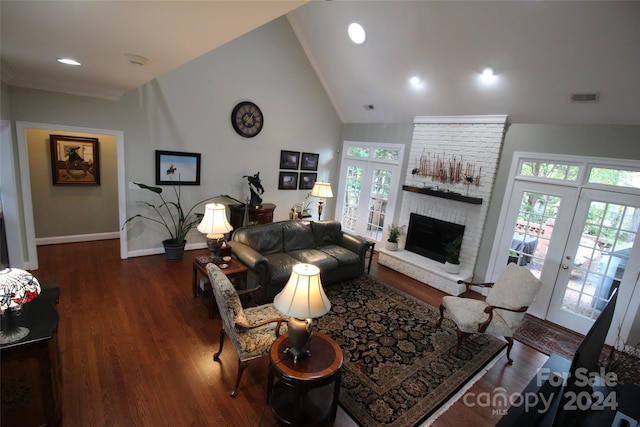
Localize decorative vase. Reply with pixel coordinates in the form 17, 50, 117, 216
385, 241, 398, 251
444, 261, 460, 274
163, 239, 186, 262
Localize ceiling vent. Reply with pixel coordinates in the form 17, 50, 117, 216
570, 92, 600, 103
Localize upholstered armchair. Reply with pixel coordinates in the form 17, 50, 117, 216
207, 263, 288, 397
436, 263, 542, 364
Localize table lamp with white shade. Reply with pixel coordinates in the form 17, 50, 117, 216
273, 263, 331, 363
197, 203, 233, 263
309, 182, 333, 220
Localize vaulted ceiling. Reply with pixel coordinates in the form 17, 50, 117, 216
2, 1, 639, 125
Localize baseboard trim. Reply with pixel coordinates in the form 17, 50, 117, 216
125, 242, 207, 259
36, 232, 120, 246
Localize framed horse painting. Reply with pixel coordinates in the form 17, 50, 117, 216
50, 134, 100, 186
155, 150, 201, 185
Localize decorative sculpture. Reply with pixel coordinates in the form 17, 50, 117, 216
243, 172, 264, 208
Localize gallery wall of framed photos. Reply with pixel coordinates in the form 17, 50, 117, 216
278, 150, 319, 190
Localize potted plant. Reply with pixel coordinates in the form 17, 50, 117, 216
443, 235, 463, 274
386, 224, 405, 251
122, 182, 240, 261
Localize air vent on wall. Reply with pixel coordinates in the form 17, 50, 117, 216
571, 92, 600, 103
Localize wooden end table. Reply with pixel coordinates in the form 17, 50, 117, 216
267, 332, 343, 427
192, 257, 248, 318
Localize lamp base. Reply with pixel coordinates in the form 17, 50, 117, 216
283, 346, 311, 364
284, 317, 313, 363
0, 326, 29, 344
206, 235, 225, 264
317, 201, 324, 221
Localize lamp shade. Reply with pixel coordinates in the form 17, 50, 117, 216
309, 182, 333, 199
0, 268, 41, 310
274, 264, 331, 319
197, 203, 233, 236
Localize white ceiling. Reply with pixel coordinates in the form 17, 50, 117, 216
0, 1, 306, 99
2, 1, 639, 125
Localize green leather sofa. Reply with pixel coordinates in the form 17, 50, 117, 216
228, 220, 370, 305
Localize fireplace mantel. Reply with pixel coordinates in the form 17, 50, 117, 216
402, 185, 483, 205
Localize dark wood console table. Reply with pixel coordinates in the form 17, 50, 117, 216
1, 282, 61, 427
229, 203, 276, 232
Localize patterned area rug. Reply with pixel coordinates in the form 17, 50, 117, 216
317, 275, 506, 427
513, 314, 583, 359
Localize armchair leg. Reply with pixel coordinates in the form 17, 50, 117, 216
213, 329, 226, 361
454, 328, 470, 358
505, 337, 514, 365
230, 359, 249, 397
436, 304, 446, 328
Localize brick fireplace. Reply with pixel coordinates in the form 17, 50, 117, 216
378, 115, 507, 295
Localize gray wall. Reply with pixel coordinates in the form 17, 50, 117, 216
26, 128, 119, 238
7, 17, 342, 254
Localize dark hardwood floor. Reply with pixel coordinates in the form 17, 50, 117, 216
33, 239, 548, 426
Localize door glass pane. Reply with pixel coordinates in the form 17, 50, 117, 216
588, 167, 640, 189
365, 168, 391, 240
519, 161, 579, 181
561, 202, 638, 320
373, 148, 400, 161
509, 192, 562, 279
341, 165, 363, 233
347, 147, 369, 158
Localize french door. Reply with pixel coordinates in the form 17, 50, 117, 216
494, 155, 640, 338
335, 142, 403, 242
546, 189, 639, 334
495, 181, 578, 321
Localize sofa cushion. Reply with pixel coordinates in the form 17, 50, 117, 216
263, 252, 301, 285
318, 245, 361, 266
311, 221, 343, 247
233, 224, 283, 255
287, 248, 339, 271
283, 221, 315, 252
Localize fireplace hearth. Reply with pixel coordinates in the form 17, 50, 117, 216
405, 213, 465, 263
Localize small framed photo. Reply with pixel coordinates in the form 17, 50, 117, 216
301, 152, 319, 171
280, 150, 300, 170
278, 171, 298, 190
50, 134, 100, 186
299, 172, 317, 190
156, 150, 201, 185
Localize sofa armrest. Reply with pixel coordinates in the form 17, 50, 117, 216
342, 232, 371, 262
228, 241, 271, 285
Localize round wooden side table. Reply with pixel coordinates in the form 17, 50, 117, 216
267, 332, 343, 427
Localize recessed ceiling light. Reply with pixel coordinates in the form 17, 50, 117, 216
57, 58, 81, 66
409, 76, 421, 86
348, 23, 366, 44
482, 66, 495, 77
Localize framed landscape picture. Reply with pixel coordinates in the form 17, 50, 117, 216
50, 134, 100, 186
280, 150, 300, 170
278, 171, 298, 190
301, 152, 319, 171
299, 172, 317, 190
156, 150, 201, 185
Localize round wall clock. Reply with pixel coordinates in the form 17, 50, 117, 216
231, 101, 264, 138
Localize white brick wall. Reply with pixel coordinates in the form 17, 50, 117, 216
379, 116, 507, 294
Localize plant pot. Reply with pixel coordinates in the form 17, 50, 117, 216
163, 239, 186, 262
444, 261, 460, 274
385, 241, 398, 251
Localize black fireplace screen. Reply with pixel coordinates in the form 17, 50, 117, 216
405, 213, 465, 263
